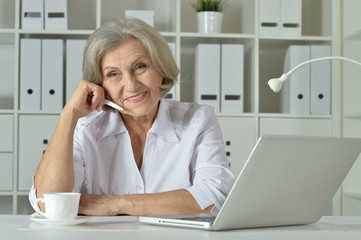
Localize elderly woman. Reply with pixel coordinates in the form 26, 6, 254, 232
29, 18, 234, 216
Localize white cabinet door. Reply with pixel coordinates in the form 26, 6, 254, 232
0, 114, 13, 152
260, 118, 332, 137
18, 115, 59, 191
217, 117, 255, 175
0, 153, 12, 191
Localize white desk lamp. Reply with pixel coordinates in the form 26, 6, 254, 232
268, 56, 361, 93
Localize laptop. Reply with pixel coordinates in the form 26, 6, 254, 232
139, 135, 361, 231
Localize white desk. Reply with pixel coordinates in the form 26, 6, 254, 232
1, 215, 361, 240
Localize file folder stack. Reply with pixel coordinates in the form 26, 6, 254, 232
281, 45, 331, 115
280, 0, 302, 36
21, 38, 87, 111
20, 39, 63, 111
20, 39, 42, 110
21, 0, 68, 30
21, 0, 44, 30
221, 44, 244, 113
260, 0, 281, 36
44, 0, 67, 30
310, 45, 331, 115
195, 44, 244, 113
42, 39, 63, 110
281, 45, 310, 114
260, 0, 302, 36
195, 44, 221, 112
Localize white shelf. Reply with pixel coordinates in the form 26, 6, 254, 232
215, 112, 332, 119
0, 110, 14, 114
344, 112, 361, 119
258, 113, 332, 119
0, 29, 15, 34
16, 191, 31, 196
0, 192, 14, 196
17, 111, 61, 115
159, 32, 177, 37
19, 29, 95, 36
215, 112, 256, 118
259, 36, 332, 41
18, 29, 178, 38
180, 32, 255, 39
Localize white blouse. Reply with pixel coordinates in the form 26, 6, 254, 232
29, 99, 235, 213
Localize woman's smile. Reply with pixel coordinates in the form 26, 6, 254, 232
125, 91, 147, 103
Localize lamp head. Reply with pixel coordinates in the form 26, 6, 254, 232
267, 74, 289, 93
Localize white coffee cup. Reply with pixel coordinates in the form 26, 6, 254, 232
35, 192, 81, 221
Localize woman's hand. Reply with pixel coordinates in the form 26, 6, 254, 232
64, 80, 106, 119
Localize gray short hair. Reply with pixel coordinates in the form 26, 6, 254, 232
82, 18, 179, 99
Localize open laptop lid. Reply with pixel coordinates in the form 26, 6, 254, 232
211, 135, 361, 230
140, 135, 361, 230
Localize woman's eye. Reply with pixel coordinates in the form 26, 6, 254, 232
136, 63, 147, 71
107, 72, 118, 78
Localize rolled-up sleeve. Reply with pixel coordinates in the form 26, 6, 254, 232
29, 176, 41, 213
72, 124, 86, 193
186, 111, 235, 212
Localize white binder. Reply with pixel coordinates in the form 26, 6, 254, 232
66, 39, 87, 102
21, 0, 44, 29
282, 45, 311, 114
165, 42, 176, 100
195, 44, 221, 112
44, 0, 68, 30
310, 45, 331, 115
221, 44, 244, 113
260, 0, 281, 36
42, 39, 63, 110
280, 0, 302, 36
20, 38, 41, 110
125, 10, 155, 27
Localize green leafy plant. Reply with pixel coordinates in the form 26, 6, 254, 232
190, 0, 226, 12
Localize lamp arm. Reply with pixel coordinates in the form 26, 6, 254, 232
268, 56, 361, 93
286, 56, 361, 77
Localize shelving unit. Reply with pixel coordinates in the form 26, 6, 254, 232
0, 0, 351, 215
340, 0, 361, 216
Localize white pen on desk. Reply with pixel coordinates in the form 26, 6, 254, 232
104, 99, 124, 111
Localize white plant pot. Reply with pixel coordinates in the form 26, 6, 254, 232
197, 11, 223, 34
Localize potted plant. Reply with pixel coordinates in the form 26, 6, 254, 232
190, 0, 227, 34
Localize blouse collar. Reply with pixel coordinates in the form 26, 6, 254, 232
96, 99, 180, 143
150, 99, 180, 143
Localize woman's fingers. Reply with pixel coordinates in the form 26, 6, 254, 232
67, 80, 106, 117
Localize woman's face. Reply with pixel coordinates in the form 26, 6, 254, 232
101, 38, 163, 118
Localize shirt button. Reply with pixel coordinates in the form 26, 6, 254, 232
137, 185, 142, 191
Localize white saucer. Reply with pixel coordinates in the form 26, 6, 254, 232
30, 214, 90, 226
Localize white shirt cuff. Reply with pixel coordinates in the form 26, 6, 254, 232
186, 183, 220, 214
28, 176, 42, 214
